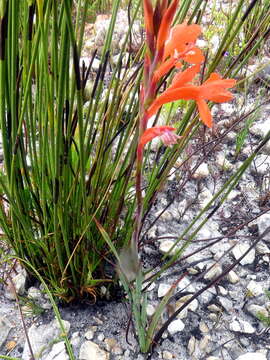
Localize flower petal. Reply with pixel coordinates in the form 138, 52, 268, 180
196, 99, 212, 128
147, 86, 200, 118
183, 47, 205, 64
153, 57, 177, 82
157, 0, 178, 52
164, 23, 202, 59
139, 126, 177, 147
170, 64, 200, 90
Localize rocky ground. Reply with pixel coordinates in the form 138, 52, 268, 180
1, 7, 270, 360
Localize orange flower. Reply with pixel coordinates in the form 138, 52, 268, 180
139, 126, 180, 148
164, 23, 204, 64
147, 73, 236, 128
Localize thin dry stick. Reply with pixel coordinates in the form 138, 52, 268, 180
7, 274, 35, 360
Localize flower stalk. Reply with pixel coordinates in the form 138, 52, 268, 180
118, 0, 237, 350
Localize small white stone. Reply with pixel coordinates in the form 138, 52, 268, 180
167, 319, 185, 335
79, 341, 109, 360
159, 240, 177, 255
70, 332, 80, 347
256, 242, 270, 254
227, 270, 240, 283
247, 280, 264, 296
227, 190, 240, 201
198, 187, 213, 208
218, 286, 228, 296
193, 163, 209, 178
206, 357, 221, 360
97, 333, 105, 342
247, 304, 268, 318
199, 322, 209, 333
199, 335, 211, 351
257, 213, 270, 242
216, 153, 233, 171
251, 154, 270, 175
146, 304, 155, 317
187, 336, 196, 355
176, 296, 198, 312
163, 350, 173, 359
204, 263, 223, 281
85, 329, 95, 340
0, 317, 13, 349
5, 269, 27, 300
44, 341, 68, 360
158, 283, 171, 298
251, 121, 270, 138
27, 287, 42, 300
177, 277, 195, 293
229, 319, 255, 334
207, 304, 222, 313
232, 243, 255, 265
235, 353, 267, 360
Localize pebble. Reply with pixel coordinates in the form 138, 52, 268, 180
146, 304, 155, 317
199, 335, 211, 351
85, 328, 96, 340
193, 163, 210, 178
246, 304, 269, 319
199, 321, 209, 333
247, 280, 264, 296
217, 296, 233, 312
27, 286, 42, 300
22, 319, 70, 360
177, 277, 195, 293
217, 285, 228, 296
251, 154, 270, 175
97, 333, 105, 342
198, 187, 213, 208
187, 335, 196, 355
0, 316, 13, 348
235, 353, 267, 360
5, 269, 27, 300
229, 319, 255, 334
216, 153, 233, 171
162, 350, 173, 359
204, 263, 223, 281
159, 240, 178, 255
158, 283, 172, 298
227, 270, 240, 283
104, 338, 117, 351
167, 319, 185, 335
256, 242, 270, 254
79, 341, 109, 360
207, 304, 222, 313
232, 243, 255, 265
44, 341, 69, 360
70, 331, 80, 347
257, 213, 270, 242
251, 120, 270, 139
176, 295, 199, 312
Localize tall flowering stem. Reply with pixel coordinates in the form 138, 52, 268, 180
127, 0, 236, 279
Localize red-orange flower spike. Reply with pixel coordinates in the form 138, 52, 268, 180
156, 0, 179, 53
147, 74, 236, 128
